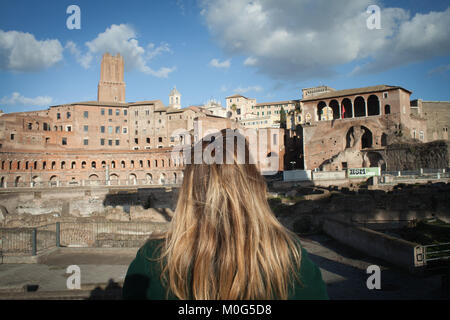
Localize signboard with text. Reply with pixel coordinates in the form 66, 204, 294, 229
347, 167, 381, 179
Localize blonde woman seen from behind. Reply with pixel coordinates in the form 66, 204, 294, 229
123, 129, 328, 300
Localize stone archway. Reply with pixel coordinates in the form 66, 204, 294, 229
354, 96, 366, 117
159, 173, 167, 185
367, 95, 380, 116
32, 176, 41, 187
110, 173, 119, 185
89, 174, 100, 186
146, 173, 153, 184
342, 98, 353, 118
361, 126, 373, 149
329, 100, 340, 120
129, 173, 137, 185
321, 106, 333, 121
49, 175, 58, 187
365, 152, 386, 169
317, 101, 327, 121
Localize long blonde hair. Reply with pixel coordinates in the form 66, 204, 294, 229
158, 129, 301, 299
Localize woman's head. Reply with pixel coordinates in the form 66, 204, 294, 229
160, 129, 301, 300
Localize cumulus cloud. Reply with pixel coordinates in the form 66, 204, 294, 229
244, 56, 257, 66
428, 64, 450, 76
233, 85, 262, 94
209, 58, 231, 68
0, 92, 53, 107
0, 30, 63, 72
200, 0, 450, 80
67, 24, 175, 78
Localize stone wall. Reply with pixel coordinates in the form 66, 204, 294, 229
0, 187, 178, 227
385, 140, 450, 170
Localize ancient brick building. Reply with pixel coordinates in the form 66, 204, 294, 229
0, 53, 285, 188
411, 99, 450, 142
299, 85, 428, 171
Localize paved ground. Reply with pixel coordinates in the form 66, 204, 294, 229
0, 234, 448, 299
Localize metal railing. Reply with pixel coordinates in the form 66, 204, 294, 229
423, 242, 450, 263
0, 221, 168, 257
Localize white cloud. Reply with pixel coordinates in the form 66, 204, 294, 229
0, 30, 63, 72
210, 58, 231, 68
428, 64, 450, 76
244, 56, 257, 66
233, 85, 262, 94
200, 0, 450, 80
65, 41, 91, 69
67, 24, 175, 78
0, 92, 53, 107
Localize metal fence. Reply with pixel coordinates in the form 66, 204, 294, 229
0, 221, 168, 257
0, 227, 33, 255
424, 242, 450, 264
380, 168, 450, 185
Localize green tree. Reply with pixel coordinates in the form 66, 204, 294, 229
280, 106, 287, 129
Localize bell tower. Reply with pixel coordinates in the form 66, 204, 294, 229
97, 53, 126, 103
169, 86, 181, 109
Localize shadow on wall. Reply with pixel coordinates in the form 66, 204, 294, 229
103, 188, 179, 212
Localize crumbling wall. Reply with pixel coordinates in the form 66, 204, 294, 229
385, 140, 449, 170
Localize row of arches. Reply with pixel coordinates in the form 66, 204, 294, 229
316, 95, 391, 121
0, 157, 184, 172
1, 171, 183, 188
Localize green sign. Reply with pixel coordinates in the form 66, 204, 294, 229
348, 167, 380, 178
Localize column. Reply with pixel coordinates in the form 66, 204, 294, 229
365, 98, 368, 117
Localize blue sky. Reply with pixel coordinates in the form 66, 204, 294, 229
1, 0, 450, 113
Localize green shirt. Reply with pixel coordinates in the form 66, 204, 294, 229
122, 238, 329, 300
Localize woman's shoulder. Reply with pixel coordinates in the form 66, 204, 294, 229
290, 236, 329, 300
139, 237, 165, 260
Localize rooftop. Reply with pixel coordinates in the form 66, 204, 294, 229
301, 85, 412, 102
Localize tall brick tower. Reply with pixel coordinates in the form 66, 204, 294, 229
97, 53, 126, 103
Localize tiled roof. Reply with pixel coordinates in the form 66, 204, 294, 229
301, 85, 412, 102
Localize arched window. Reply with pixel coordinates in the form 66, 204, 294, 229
154, 160, 158, 167
71, 161, 76, 169
111, 161, 116, 169
342, 98, 353, 118
17, 161, 21, 170
25, 161, 29, 170
81, 161, 86, 169
147, 160, 151, 168
121, 161, 126, 168
367, 95, 380, 116
361, 126, 373, 149
161, 159, 165, 167
91, 161, 96, 169
354, 96, 366, 117
51, 161, 56, 170
101, 161, 106, 168
139, 160, 143, 168
43, 161, 47, 170
317, 101, 327, 121
329, 100, 340, 120
61, 161, 66, 169
34, 161, 37, 170
130, 160, 135, 168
